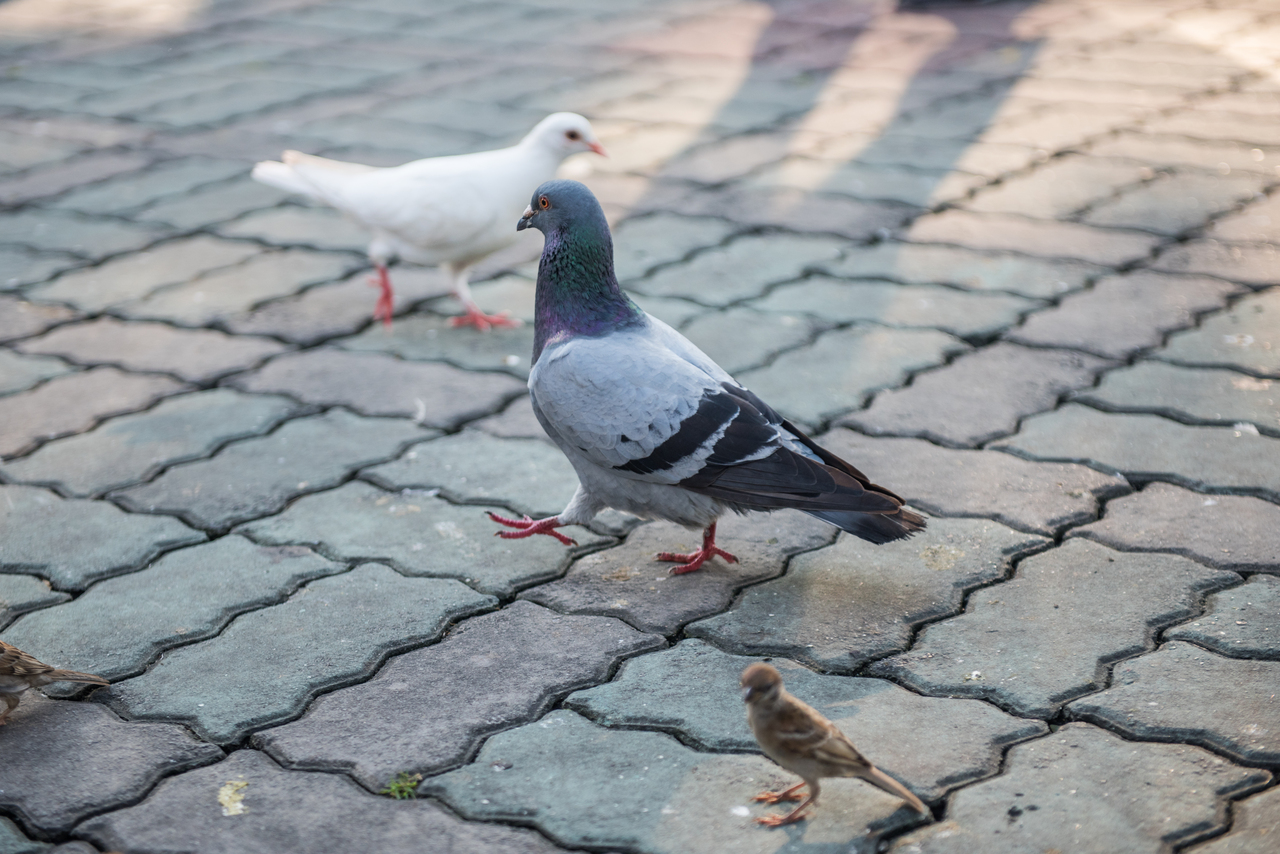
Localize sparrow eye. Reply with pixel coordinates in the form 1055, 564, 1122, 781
538, 196, 549, 209
566, 130, 580, 141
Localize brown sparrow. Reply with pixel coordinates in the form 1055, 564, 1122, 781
741, 662, 928, 826
0, 640, 109, 724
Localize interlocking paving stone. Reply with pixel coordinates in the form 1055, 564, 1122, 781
472, 395, 547, 441
691, 517, 1046, 671
112, 409, 431, 530
1153, 240, 1280, 289
1007, 272, 1245, 360
48, 156, 245, 216
750, 277, 1038, 340
26, 236, 261, 312
231, 349, 525, 428
0, 297, 80, 344
1188, 786, 1280, 854
1083, 172, 1267, 236
0, 207, 168, 261
671, 184, 915, 242
16, 317, 287, 383
0, 574, 68, 630
257, 601, 662, 787
1088, 133, 1280, 177
996, 403, 1280, 499
742, 158, 984, 208
872, 539, 1240, 718
77, 749, 565, 854
0, 483, 204, 591
887, 723, 1270, 854
218, 205, 372, 253
679, 307, 819, 374
223, 267, 454, 345
0, 694, 223, 834
819, 430, 1128, 536
1167, 576, 1280, 658
134, 176, 290, 230
1069, 483, 1280, 574
568, 640, 1046, 800
963, 155, 1148, 219
1069, 641, 1280, 764
362, 430, 577, 520
735, 326, 968, 427
810, 242, 1104, 301
239, 479, 609, 597
118, 249, 359, 325
522, 511, 834, 635
0, 150, 153, 208
633, 234, 845, 306
905, 210, 1162, 266
1076, 361, 1279, 435
0, 350, 71, 396
0, 367, 187, 459
1157, 288, 1280, 378
107, 563, 494, 744
2, 536, 343, 691
1, 389, 299, 497
611, 213, 738, 282
845, 344, 1113, 447
338, 313, 535, 377
0, 818, 46, 854
425, 709, 924, 853
1208, 193, 1280, 244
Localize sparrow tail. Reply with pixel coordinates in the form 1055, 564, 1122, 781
46, 669, 109, 686
860, 765, 928, 814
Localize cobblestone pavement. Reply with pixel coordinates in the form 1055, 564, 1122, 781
1, 0, 1278, 851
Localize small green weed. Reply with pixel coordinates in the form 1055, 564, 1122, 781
381, 771, 423, 800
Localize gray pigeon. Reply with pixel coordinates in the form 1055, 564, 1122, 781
489, 180, 925, 573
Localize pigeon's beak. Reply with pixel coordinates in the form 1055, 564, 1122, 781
516, 205, 534, 231
587, 140, 608, 157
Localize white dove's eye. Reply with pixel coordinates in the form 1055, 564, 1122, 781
539, 196, 550, 209
566, 130, 581, 141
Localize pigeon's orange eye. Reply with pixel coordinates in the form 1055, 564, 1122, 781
566, 130, 580, 141
539, 196, 549, 209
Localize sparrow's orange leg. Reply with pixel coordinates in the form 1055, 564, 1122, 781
756, 793, 817, 827
369, 264, 395, 327
487, 511, 578, 546
656, 521, 739, 574
752, 782, 807, 804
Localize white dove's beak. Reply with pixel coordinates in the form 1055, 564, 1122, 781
517, 205, 535, 231
588, 141, 608, 157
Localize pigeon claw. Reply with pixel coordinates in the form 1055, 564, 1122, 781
655, 521, 738, 574
487, 511, 577, 546
451, 307, 522, 332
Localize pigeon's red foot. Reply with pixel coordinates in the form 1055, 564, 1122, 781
451, 306, 521, 332
655, 521, 738, 574
752, 783, 807, 805
369, 265, 395, 327
487, 511, 578, 546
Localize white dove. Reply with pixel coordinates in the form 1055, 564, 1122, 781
252, 112, 607, 329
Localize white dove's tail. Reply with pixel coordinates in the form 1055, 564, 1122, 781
251, 159, 320, 198
251, 151, 379, 203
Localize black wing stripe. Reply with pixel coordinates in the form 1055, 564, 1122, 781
617, 388, 740, 476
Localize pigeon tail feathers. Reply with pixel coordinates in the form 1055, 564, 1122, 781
804, 506, 926, 544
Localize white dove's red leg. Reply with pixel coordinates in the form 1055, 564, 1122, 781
752, 782, 807, 804
449, 266, 519, 332
487, 511, 578, 546
369, 263, 395, 327
656, 521, 738, 574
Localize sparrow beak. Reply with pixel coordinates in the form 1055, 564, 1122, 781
587, 140, 608, 157
516, 205, 534, 231
741, 686, 755, 703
